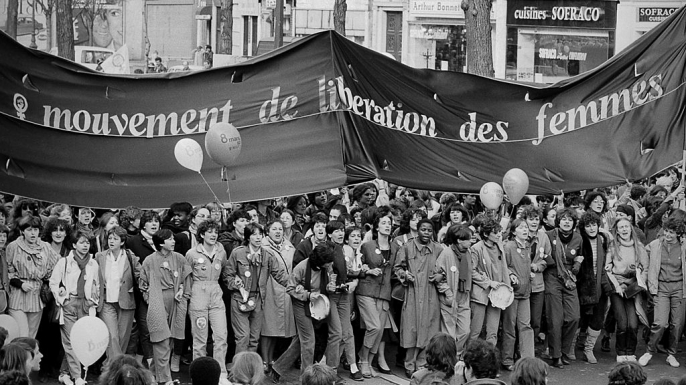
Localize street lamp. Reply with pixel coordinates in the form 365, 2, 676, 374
29, 0, 37, 49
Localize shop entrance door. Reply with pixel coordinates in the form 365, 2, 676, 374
386, 11, 402, 61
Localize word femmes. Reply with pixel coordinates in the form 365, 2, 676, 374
533, 73, 664, 145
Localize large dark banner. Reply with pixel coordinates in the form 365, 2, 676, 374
0, 5, 685, 208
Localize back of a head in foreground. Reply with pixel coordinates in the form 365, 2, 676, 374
608, 362, 647, 385
301, 363, 337, 385
229, 351, 264, 385
110, 364, 151, 385
510, 357, 548, 385
0, 370, 29, 385
190, 356, 221, 385
462, 339, 499, 380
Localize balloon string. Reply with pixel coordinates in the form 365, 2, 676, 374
198, 171, 223, 207
226, 179, 233, 208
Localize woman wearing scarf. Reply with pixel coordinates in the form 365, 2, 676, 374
638, 217, 685, 368
501, 219, 535, 371
577, 212, 608, 364
544, 208, 583, 369
186, 219, 230, 379
95, 226, 141, 371
223, 224, 288, 354
139, 228, 191, 385
603, 217, 648, 363
260, 220, 296, 374
395, 219, 442, 378
50, 229, 100, 385
6, 215, 58, 339
433, 224, 473, 359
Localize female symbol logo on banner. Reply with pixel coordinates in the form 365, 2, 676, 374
205, 122, 242, 166
174, 138, 204, 172
502, 168, 530, 205
480, 182, 504, 210
0, 314, 19, 342
70, 316, 109, 367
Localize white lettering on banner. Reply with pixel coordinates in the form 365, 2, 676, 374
42, 100, 234, 137
514, 6, 601, 21
317, 75, 438, 138
532, 74, 664, 145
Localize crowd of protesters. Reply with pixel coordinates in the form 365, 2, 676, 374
1, 169, 686, 385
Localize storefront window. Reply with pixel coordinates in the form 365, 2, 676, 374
507, 28, 614, 83
408, 24, 466, 71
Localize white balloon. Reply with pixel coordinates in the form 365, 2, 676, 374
480, 182, 504, 210
70, 316, 109, 367
503, 168, 530, 205
174, 138, 203, 172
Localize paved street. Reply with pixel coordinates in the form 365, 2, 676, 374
31, 335, 686, 385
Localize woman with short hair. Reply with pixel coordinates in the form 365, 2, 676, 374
95, 226, 141, 370
139, 229, 191, 385
186, 219, 230, 378
6, 215, 58, 338
224, 224, 288, 354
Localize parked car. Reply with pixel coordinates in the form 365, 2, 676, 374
1, 14, 44, 36
48, 46, 115, 70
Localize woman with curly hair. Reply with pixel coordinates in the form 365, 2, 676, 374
454, 339, 505, 384
607, 361, 647, 385
409, 333, 458, 385
543, 208, 583, 368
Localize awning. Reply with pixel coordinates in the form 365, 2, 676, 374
196, 6, 212, 20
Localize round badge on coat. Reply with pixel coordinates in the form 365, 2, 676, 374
215, 263, 221, 270
163, 261, 169, 268
517, 249, 521, 254
173, 271, 179, 278
198, 258, 204, 264
570, 249, 576, 255
552, 240, 557, 246
196, 317, 207, 329
247, 299, 255, 306
239, 304, 246, 311
539, 247, 544, 253
450, 266, 457, 273
245, 271, 251, 277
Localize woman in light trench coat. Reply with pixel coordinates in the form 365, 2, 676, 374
260, 220, 297, 372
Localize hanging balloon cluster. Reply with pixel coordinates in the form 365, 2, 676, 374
174, 122, 242, 206
479, 168, 530, 218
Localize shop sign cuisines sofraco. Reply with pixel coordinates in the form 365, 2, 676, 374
0, 4, 685, 207
508, 0, 616, 29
